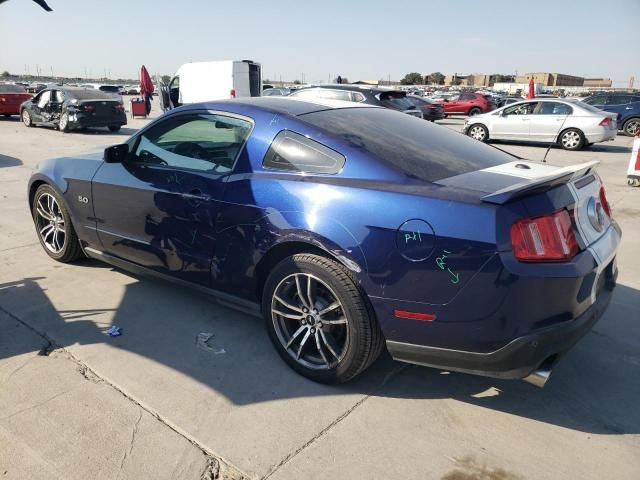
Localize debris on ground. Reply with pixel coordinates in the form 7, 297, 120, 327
196, 333, 226, 354
106, 325, 122, 337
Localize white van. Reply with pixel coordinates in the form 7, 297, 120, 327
159, 60, 262, 111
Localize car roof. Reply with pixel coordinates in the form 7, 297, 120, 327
189, 96, 378, 117
296, 84, 402, 94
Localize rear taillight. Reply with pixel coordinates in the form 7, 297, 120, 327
511, 209, 579, 262
599, 185, 612, 217
80, 105, 95, 111
599, 117, 612, 126
230, 89, 236, 98
113, 103, 124, 110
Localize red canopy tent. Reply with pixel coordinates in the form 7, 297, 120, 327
527, 77, 535, 99
139, 65, 154, 114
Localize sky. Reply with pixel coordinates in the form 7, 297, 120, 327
0, 0, 639, 86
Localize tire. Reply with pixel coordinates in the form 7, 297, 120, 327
22, 109, 33, 127
467, 124, 489, 142
108, 125, 121, 132
262, 253, 384, 383
628, 177, 640, 187
468, 107, 482, 116
3, 114, 10, 118
622, 118, 640, 137
558, 128, 585, 150
32, 184, 83, 263
58, 113, 69, 132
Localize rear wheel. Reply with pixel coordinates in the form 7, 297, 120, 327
263, 254, 383, 383
22, 109, 32, 127
58, 113, 69, 132
32, 185, 82, 263
467, 124, 489, 142
622, 118, 640, 137
559, 128, 585, 150
468, 107, 482, 116
108, 125, 121, 132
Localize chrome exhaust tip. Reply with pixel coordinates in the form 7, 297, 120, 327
523, 367, 552, 388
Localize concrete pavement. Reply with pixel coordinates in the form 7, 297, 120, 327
1, 100, 639, 479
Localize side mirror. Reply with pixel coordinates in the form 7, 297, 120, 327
104, 143, 129, 163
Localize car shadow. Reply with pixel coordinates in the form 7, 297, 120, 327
0, 154, 22, 168
1, 272, 638, 436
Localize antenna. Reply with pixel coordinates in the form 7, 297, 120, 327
541, 102, 571, 163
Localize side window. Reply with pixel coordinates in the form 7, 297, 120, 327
535, 102, 572, 115
262, 130, 345, 174
505, 102, 537, 115
448, 93, 460, 101
36, 91, 51, 108
132, 113, 252, 173
52, 90, 65, 103
606, 96, 631, 105
459, 93, 475, 101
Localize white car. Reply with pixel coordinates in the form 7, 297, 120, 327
464, 99, 617, 150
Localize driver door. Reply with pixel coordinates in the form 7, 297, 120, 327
91, 110, 253, 286
31, 90, 51, 123
491, 101, 538, 140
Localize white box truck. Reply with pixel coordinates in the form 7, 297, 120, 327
159, 60, 262, 111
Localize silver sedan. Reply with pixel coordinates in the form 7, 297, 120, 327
464, 99, 617, 150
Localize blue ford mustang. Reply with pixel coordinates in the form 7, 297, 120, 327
28, 97, 621, 385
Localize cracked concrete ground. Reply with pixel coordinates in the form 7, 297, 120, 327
1, 99, 639, 479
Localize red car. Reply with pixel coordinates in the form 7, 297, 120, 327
436, 92, 496, 116
0, 83, 33, 117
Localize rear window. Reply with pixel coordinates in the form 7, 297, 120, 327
301, 108, 512, 182
65, 88, 114, 100
99, 86, 120, 93
0, 84, 27, 93
578, 102, 605, 114
379, 92, 414, 110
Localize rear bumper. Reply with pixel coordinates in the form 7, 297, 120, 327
68, 112, 127, 129
386, 258, 617, 380
585, 128, 617, 143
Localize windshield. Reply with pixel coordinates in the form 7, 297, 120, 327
301, 107, 512, 182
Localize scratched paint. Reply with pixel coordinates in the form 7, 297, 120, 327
435, 249, 460, 284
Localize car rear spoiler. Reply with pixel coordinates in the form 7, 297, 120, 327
481, 160, 599, 205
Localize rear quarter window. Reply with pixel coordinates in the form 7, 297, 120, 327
263, 130, 346, 174
301, 108, 512, 182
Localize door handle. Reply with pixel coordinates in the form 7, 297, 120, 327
182, 189, 210, 202
626, 107, 633, 110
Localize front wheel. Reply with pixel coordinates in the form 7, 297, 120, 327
468, 107, 482, 116
467, 124, 489, 142
263, 254, 383, 383
559, 128, 585, 150
32, 185, 83, 263
22, 109, 33, 127
622, 118, 640, 137
108, 125, 121, 132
